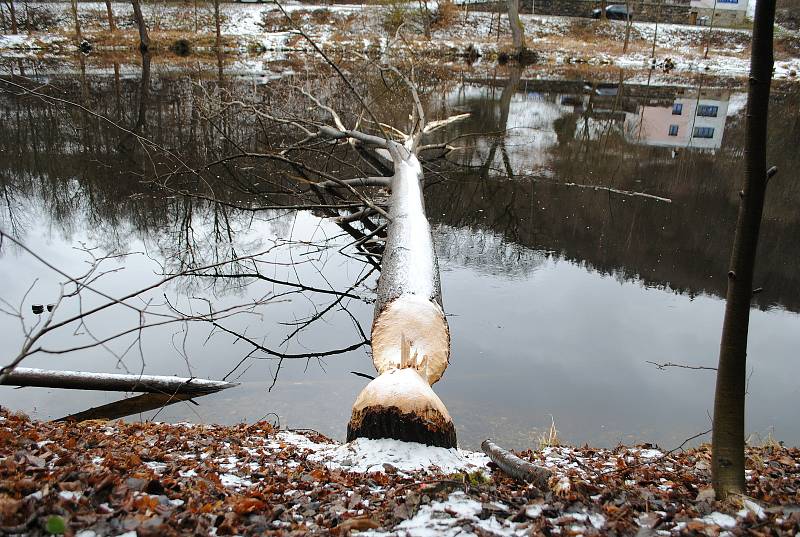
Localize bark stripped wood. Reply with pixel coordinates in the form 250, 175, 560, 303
371, 144, 449, 384
481, 439, 553, 489
1, 368, 237, 394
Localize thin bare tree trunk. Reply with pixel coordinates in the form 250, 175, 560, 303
711, 0, 776, 501
623, 0, 632, 52
419, 0, 431, 39
70, 0, 82, 42
704, 0, 718, 59
213, 0, 221, 50
104, 0, 116, 32
507, 0, 526, 56
131, 0, 150, 52
651, 0, 661, 60
5, 0, 18, 34
601, 0, 607, 20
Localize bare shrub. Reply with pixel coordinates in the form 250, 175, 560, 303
431, 0, 458, 29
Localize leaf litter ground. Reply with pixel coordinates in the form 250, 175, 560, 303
1, 409, 798, 536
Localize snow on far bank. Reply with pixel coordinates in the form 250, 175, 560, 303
0, 33, 68, 50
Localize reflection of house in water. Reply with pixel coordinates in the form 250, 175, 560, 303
448, 81, 738, 175
626, 90, 731, 151
446, 85, 573, 175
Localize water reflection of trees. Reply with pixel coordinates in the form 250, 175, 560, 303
1, 67, 799, 314
0, 62, 395, 388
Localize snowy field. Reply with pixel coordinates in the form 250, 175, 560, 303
0, 2, 798, 79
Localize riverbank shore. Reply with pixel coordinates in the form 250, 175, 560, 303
1, 2, 799, 79
1, 409, 798, 535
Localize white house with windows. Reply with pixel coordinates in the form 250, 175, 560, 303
625, 90, 731, 151
690, 0, 750, 26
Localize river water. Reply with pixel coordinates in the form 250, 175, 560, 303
1, 55, 798, 450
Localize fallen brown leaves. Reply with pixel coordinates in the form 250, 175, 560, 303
0, 408, 798, 536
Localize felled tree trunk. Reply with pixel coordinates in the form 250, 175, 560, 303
347, 142, 457, 448
1, 367, 237, 394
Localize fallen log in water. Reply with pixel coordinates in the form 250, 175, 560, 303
1, 367, 237, 395
481, 439, 553, 489
347, 142, 456, 448
57, 392, 198, 422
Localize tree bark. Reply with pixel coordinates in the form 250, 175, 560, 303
104, 0, 116, 32
130, 0, 150, 52
711, 0, 776, 500
507, 0, 526, 56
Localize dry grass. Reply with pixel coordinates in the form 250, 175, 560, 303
80, 29, 236, 54
537, 415, 561, 449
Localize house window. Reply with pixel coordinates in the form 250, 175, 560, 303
718, 0, 738, 3
697, 105, 719, 117
668, 124, 679, 136
672, 103, 683, 115
693, 127, 715, 138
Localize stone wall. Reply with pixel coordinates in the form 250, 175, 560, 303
525, 0, 693, 25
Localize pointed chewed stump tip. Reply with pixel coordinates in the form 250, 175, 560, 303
347, 368, 456, 449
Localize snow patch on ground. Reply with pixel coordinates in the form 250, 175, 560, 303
272, 430, 329, 452
219, 473, 253, 489
308, 437, 490, 475
702, 512, 738, 528
360, 492, 528, 537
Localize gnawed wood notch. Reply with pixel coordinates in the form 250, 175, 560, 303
347, 142, 456, 448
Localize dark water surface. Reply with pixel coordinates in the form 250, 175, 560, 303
1, 57, 798, 450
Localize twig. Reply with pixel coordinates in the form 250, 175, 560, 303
646, 361, 717, 371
